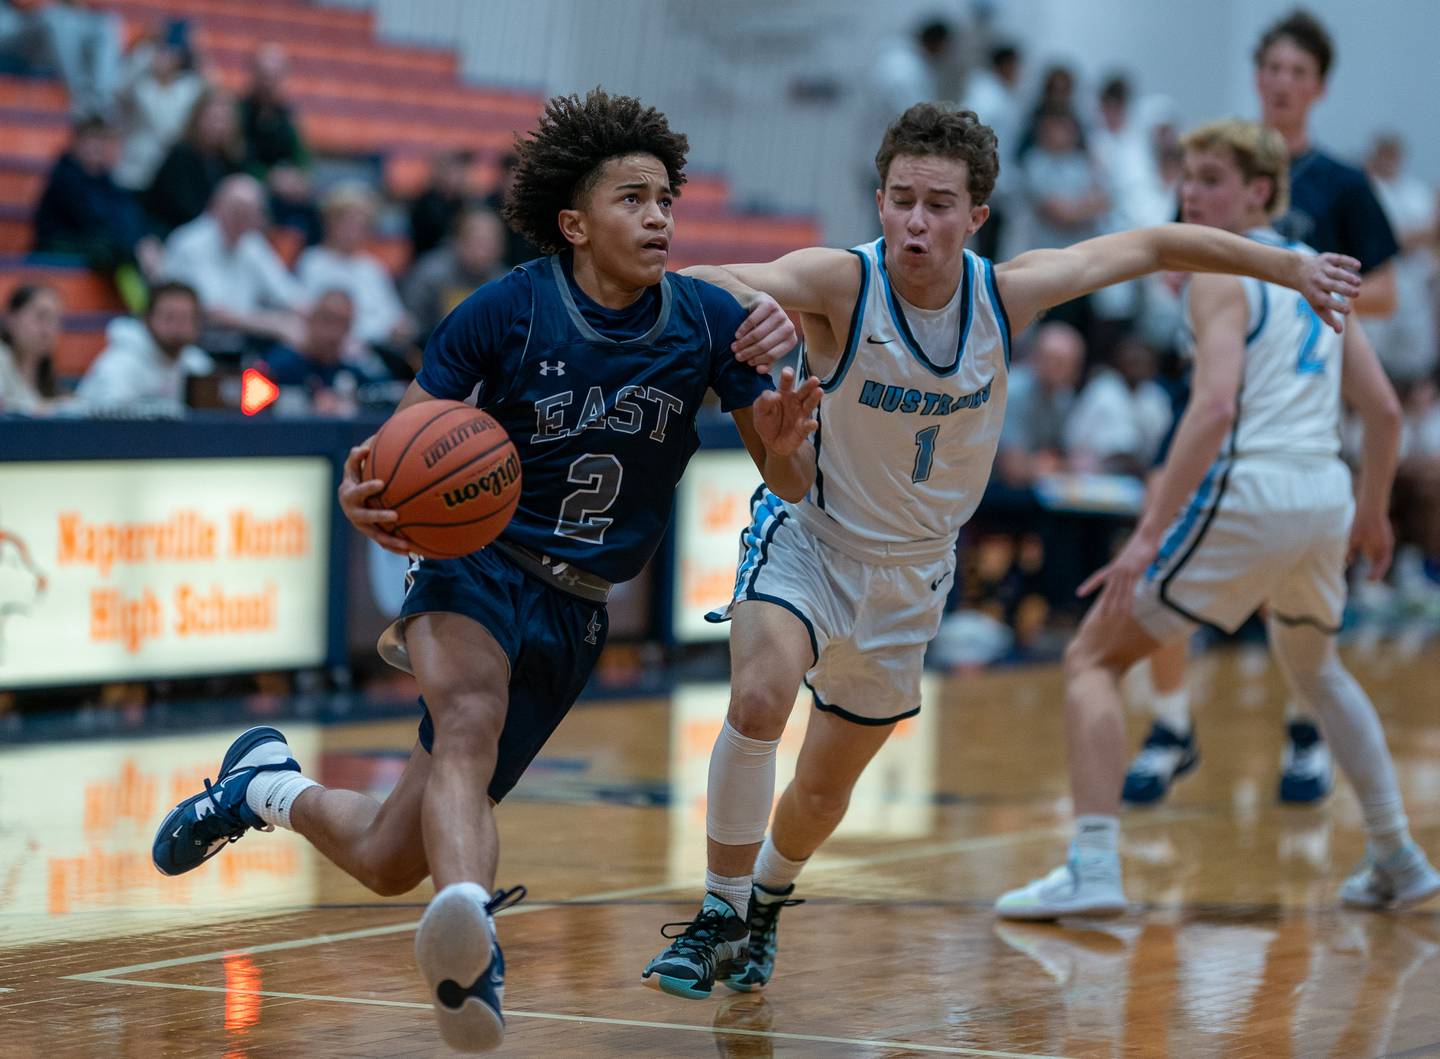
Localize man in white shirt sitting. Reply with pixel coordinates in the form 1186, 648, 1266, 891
75, 280, 212, 411
161, 174, 308, 354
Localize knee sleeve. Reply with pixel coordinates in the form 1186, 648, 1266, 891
706, 720, 780, 845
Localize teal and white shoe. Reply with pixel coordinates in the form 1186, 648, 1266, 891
724, 882, 804, 993
642, 893, 748, 999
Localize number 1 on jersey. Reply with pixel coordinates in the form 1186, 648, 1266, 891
912, 425, 939, 483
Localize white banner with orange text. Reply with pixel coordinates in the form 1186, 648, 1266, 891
0, 458, 331, 687
671, 448, 763, 643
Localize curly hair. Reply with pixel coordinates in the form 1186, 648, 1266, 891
874, 103, 999, 207
502, 89, 689, 255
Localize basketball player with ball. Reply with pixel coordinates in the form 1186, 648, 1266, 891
151, 90, 816, 1053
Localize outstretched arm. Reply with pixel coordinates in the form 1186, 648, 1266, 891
682, 248, 860, 318
995, 223, 1361, 333
1078, 273, 1246, 620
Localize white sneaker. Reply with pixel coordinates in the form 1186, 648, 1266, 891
995, 858, 1127, 921
416, 883, 525, 1052
1279, 721, 1333, 804
1340, 845, 1440, 911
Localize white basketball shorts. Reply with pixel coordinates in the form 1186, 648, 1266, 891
1133, 455, 1353, 643
707, 489, 954, 724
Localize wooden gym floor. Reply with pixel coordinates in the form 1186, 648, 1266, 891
3, 643, 1439, 1057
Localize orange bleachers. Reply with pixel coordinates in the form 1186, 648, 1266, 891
0, 0, 821, 378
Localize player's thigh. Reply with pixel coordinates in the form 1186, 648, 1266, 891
791, 706, 896, 802
405, 611, 512, 752
729, 598, 818, 713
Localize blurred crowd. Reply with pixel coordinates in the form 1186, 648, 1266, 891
0, 6, 523, 420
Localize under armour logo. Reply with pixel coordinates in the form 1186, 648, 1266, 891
586, 612, 602, 645
539, 361, 566, 376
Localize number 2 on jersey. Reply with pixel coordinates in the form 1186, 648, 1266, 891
1295, 294, 1325, 375
556, 454, 623, 543
912, 425, 939, 483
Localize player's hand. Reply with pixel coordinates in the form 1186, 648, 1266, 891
1296, 252, 1362, 333
733, 293, 798, 374
1348, 505, 1394, 581
1077, 530, 1161, 624
339, 437, 412, 556
752, 367, 821, 456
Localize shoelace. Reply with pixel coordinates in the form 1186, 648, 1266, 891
657, 908, 733, 963
189, 777, 255, 847
486, 885, 527, 916
747, 895, 803, 958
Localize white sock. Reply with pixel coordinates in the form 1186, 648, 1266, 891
245, 770, 320, 831
1152, 687, 1192, 736
754, 835, 807, 892
1071, 814, 1120, 867
1284, 700, 1317, 727
705, 871, 752, 917
1362, 794, 1411, 860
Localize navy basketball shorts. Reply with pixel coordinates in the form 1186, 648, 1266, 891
377, 546, 609, 802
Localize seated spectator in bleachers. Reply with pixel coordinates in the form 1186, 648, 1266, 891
0, 0, 121, 119
260, 290, 383, 415
113, 19, 205, 193
402, 207, 504, 343
1366, 133, 1438, 386
0, 282, 61, 414
1021, 107, 1108, 252
483, 153, 541, 268
409, 149, 473, 261
297, 182, 414, 351
996, 321, 1084, 486
32, 116, 158, 308
143, 88, 243, 236
74, 279, 210, 410
162, 174, 307, 354
1063, 335, 1172, 476
239, 44, 316, 241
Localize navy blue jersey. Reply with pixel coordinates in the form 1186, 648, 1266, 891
1273, 148, 1398, 273
416, 253, 770, 583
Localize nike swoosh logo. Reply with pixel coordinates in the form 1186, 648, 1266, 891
865, 336, 893, 345
173, 827, 183, 839
931, 574, 949, 591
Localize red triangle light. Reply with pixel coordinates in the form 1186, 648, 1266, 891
241, 368, 280, 416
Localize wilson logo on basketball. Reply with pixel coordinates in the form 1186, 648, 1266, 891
421, 418, 496, 470
441, 454, 521, 509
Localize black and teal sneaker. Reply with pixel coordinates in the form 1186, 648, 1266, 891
151, 726, 299, 877
642, 893, 748, 999
725, 882, 803, 993
1121, 721, 1199, 805
416, 883, 526, 1053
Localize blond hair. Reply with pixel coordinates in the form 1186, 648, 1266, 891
1180, 118, 1290, 219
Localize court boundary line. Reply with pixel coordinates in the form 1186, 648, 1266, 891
59, 814, 1209, 1055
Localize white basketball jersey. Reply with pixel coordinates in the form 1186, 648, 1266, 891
791, 238, 1011, 562
1183, 229, 1342, 459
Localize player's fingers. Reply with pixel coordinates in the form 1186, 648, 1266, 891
348, 505, 399, 525
733, 313, 782, 354
1369, 542, 1393, 581
1077, 566, 1108, 598
343, 443, 370, 481
776, 366, 796, 393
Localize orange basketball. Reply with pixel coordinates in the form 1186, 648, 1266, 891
364, 401, 522, 559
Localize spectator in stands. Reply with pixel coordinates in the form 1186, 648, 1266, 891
0, 282, 61, 414
0, 0, 122, 119
997, 321, 1085, 486
161, 174, 307, 354
1366, 133, 1438, 385
143, 88, 243, 236
409, 149, 473, 260
1021, 107, 1108, 251
239, 44, 316, 240
1390, 379, 1440, 603
1064, 336, 1172, 476
1016, 64, 1078, 160
74, 279, 210, 410
483, 153, 541, 268
402, 207, 505, 343
261, 289, 384, 415
32, 116, 157, 310
113, 19, 205, 193
962, 43, 1023, 259
297, 182, 413, 351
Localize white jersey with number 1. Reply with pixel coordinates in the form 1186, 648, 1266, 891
792, 237, 1012, 564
